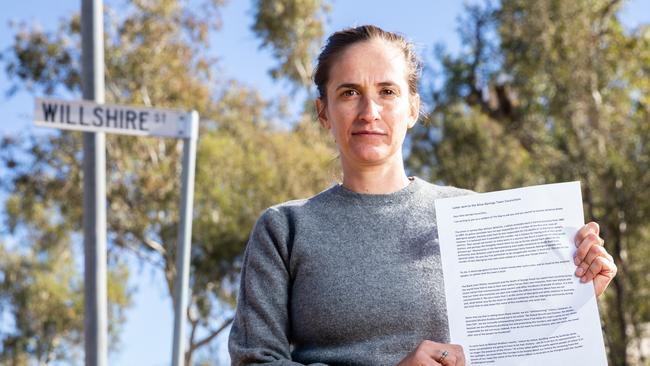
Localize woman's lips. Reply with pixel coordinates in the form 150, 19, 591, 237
352, 131, 387, 135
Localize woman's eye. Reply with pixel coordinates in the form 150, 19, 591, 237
341, 90, 359, 97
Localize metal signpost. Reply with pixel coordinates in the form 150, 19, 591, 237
81, 0, 108, 366
34, 97, 199, 366
37, 2, 198, 364
81, 0, 106, 365
171, 112, 199, 366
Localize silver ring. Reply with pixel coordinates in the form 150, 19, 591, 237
438, 350, 449, 362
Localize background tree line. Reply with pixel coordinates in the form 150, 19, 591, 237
0, 0, 648, 365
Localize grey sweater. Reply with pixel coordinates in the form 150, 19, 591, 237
228, 177, 471, 365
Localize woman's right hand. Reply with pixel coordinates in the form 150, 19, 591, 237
396, 340, 466, 366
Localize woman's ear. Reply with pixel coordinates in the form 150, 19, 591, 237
316, 98, 330, 129
407, 94, 420, 129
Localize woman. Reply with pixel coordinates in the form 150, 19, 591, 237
228, 25, 617, 366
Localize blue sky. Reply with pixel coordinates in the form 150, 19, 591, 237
1, 1, 649, 365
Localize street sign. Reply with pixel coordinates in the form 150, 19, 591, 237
34, 97, 194, 138
34, 94, 200, 366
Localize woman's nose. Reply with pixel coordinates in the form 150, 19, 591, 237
357, 96, 382, 122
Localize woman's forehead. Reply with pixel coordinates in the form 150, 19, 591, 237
328, 39, 408, 85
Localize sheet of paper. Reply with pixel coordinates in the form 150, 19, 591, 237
435, 182, 607, 365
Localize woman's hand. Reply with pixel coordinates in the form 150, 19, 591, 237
397, 340, 465, 366
574, 222, 617, 296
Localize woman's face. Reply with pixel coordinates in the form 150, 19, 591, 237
316, 39, 419, 171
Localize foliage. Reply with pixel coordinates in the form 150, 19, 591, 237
0, 241, 84, 366
409, 1, 650, 364
1, 0, 333, 364
252, 0, 330, 90
9, 0, 646, 365
0, 133, 131, 365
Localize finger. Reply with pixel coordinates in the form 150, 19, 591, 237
426, 347, 455, 366
440, 354, 456, 366
581, 256, 600, 282
419, 340, 443, 357
439, 345, 464, 366
575, 222, 600, 245
574, 232, 603, 264
583, 255, 616, 283
423, 350, 441, 366
411, 350, 439, 366
456, 345, 466, 366
414, 357, 439, 366
422, 344, 449, 365
586, 255, 616, 282
575, 245, 611, 277
593, 257, 618, 296
452, 344, 466, 366
421, 357, 440, 366
435, 349, 448, 360
409, 341, 445, 366
435, 348, 452, 364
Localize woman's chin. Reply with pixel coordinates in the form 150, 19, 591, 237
346, 147, 395, 166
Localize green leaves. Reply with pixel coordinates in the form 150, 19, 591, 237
252, 0, 329, 89
2, 0, 333, 362
4, 19, 81, 95
410, 1, 650, 364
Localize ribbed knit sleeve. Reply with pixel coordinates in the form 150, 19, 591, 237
228, 208, 328, 366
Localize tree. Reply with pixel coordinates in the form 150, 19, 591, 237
0, 133, 131, 365
252, 0, 330, 90
1, 0, 333, 363
409, 1, 650, 364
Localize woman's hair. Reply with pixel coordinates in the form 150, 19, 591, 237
313, 25, 422, 100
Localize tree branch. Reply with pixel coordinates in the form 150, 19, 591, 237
185, 300, 200, 366
598, 0, 622, 22
187, 316, 234, 353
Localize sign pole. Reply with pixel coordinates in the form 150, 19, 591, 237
35, 20, 197, 364
171, 112, 199, 366
34, 93, 199, 364
81, 0, 107, 365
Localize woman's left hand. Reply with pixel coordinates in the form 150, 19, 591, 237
574, 222, 617, 297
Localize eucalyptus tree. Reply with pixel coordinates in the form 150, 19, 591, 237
409, 1, 650, 364
1, 0, 333, 363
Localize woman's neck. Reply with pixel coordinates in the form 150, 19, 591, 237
340, 158, 411, 194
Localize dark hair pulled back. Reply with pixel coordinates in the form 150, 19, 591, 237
313, 25, 421, 100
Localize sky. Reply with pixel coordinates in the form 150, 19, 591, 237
1, 0, 649, 365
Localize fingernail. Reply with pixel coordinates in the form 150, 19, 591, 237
581, 276, 589, 283
574, 255, 580, 265
576, 267, 584, 276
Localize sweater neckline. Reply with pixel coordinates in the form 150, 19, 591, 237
330, 176, 422, 204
